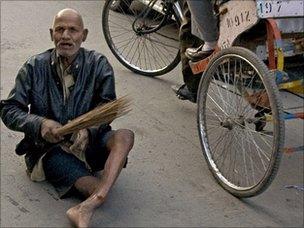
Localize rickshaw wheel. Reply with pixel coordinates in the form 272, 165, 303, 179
197, 47, 285, 198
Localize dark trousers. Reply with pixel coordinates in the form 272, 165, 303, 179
179, 0, 203, 94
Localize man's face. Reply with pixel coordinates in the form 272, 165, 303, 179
50, 14, 87, 58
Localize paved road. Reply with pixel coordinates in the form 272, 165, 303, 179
1, 1, 303, 227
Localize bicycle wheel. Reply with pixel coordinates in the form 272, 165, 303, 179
197, 47, 284, 197
109, 0, 132, 12
102, 0, 181, 76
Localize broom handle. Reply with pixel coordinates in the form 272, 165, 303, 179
52, 96, 131, 137
54, 128, 68, 137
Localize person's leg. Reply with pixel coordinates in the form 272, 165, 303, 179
186, 0, 218, 43
42, 145, 94, 199
180, 0, 203, 94
172, 0, 202, 102
67, 129, 134, 228
185, 0, 219, 61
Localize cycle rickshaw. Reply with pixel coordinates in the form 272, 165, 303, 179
102, 0, 304, 197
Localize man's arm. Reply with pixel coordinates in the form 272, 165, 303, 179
0, 63, 45, 141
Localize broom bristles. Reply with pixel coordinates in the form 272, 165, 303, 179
55, 96, 132, 136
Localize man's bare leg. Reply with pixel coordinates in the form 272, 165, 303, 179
67, 129, 134, 227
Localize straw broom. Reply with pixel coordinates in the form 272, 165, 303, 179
54, 96, 132, 137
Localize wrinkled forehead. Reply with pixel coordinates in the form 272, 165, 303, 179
52, 11, 84, 29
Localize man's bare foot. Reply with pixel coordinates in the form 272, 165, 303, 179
66, 204, 94, 228
66, 195, 105, 228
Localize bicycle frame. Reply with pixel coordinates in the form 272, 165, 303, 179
131, 0, 184, 35
137, 0, 185, 21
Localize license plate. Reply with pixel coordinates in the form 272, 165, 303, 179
256, 0, 304, 18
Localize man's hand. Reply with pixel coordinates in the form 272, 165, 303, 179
69, 129, 89, 156
41, 119, 64, 143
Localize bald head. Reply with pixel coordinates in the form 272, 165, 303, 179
52, 8, 84, 29
50, 8, 88, 61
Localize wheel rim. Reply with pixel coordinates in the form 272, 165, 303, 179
103, 0, 180, 75
198, 53, 280, 191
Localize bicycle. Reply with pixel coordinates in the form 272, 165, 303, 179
102, 0, 183, 76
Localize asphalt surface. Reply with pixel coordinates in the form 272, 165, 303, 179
1, 1, 303, 227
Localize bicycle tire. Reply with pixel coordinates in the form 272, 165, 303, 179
102, 0, 181, 77
197, 47, 284, 198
